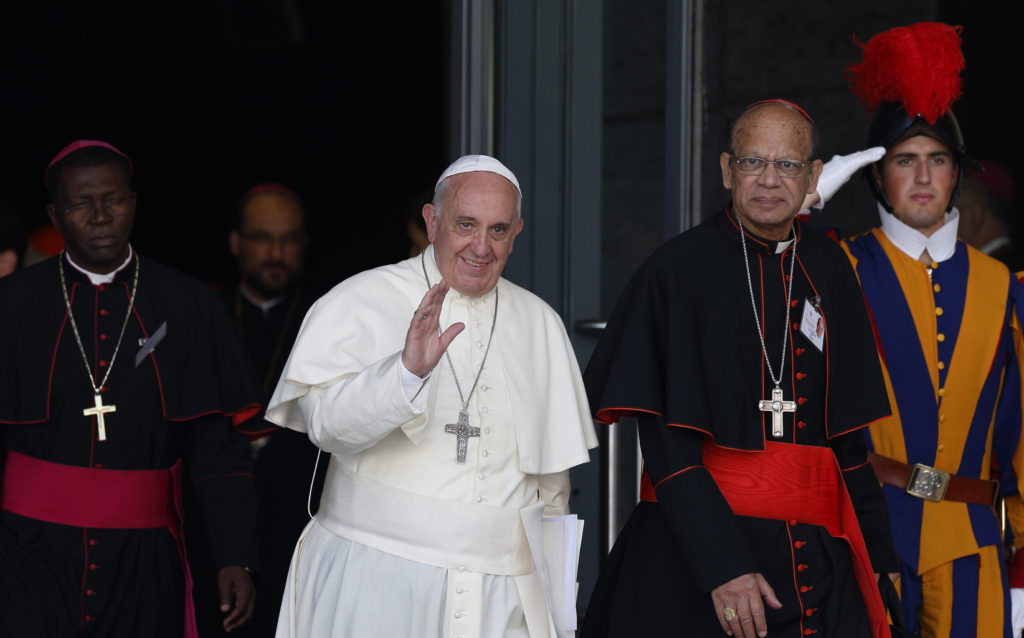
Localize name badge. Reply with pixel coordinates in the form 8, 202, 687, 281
799, 297, 825, 352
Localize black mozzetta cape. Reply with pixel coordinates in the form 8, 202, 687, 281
0, 253, 264, 637
582, 209, 898, 637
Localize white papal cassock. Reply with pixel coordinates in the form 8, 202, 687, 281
266, 245, 598, 638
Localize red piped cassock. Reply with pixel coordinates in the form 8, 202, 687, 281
582, 210, 899, 638
0, 253, 267, 638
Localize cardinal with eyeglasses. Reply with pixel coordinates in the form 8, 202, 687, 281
582, 100, 900, 638
0, 141, 267, 637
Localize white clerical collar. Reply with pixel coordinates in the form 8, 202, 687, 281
65, 245, 134, 285
878, 203, 959, 262
240, 284, 286, 317
775, 238, 794, 254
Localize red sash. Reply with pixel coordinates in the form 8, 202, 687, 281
1, 450, 197, 638
640, 440, 889, 638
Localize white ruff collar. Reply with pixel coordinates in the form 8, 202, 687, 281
878, 204, 959, 262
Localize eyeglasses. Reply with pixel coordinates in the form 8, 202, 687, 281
731, 155, 810, 178
63, 195, 136, 219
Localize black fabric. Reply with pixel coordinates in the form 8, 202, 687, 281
585, 209, 891, 450
0, 254, 260, 637
581, 209, 898, 637
194, 285, 326, 638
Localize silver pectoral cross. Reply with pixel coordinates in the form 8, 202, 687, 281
445, 410, 480, 464
758, 386, 796, 438
83, 392, 117, 441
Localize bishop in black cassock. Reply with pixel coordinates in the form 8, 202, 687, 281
0, 141, 267, 638
582, 101, 899, 638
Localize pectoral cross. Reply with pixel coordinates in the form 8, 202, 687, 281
758, 386, 796, 438
445, 410, 480, 464
83, 392, 116, 441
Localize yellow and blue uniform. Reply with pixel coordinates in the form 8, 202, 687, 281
843, 228, 1024, 637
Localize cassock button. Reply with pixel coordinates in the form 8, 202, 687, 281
805, 608, 818, 617
797, 564, 808, 572
797, 421, 807, 429
99, 360, 108, 367
454, 611, 466, 619
85, 615, 95, 623
794, 541, 805, 548
89, 563, 99, 571
481, 450, 489, 457
797, 397, 807, 405
456, 586, 465, 594
800, 585, 811, 593
796, 348, 805, 356
478, 473, 486, 480
100, 334, 109, 341
792, 322, 800, 330
804, 629, 818, 636
99, 309, 109, 316
483, 427, 491, 435
86, 589, 96, 597
88, 538, 98, 546
796, 372, 806, 380
475, 496, 484, 503
98, 284, 106, 292
791, 300, 800, 308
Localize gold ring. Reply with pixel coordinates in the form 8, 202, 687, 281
723, 607, 737, 622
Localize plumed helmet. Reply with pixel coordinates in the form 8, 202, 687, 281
847, 22, 977, 213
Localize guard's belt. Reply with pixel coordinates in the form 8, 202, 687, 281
868, 451, 997, 508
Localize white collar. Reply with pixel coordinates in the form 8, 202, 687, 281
65, 245, 134, 285
240, 284, 286, 317
878, 204, 959, 262
775, 238, 794, 254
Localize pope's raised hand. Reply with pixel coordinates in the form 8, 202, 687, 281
402, 280, 465, 378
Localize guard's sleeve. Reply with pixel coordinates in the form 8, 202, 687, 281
186, 413, 259, 570
637, 413, 759, 593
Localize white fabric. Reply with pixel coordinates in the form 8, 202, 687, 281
267, 245, 596, 638
436, 154, 521, 195
878, 203, 960, 262
1013, 588, 1024, 638
239, 284, 287, 316
811, 146, 886, 210
66, 244, 134, 285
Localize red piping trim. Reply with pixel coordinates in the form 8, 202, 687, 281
652, 465, 703, 491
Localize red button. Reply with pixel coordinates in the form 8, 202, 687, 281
796, 372, 806, 380
85, 615, 95, 623
86, 589, 96, 597
804, 630, 817, 636
800, 586, 810, 592
791, 300, 800, 308
89, 563, 98, 571
99, 334, 109, 341
99, 309, 109, 316
797, 564, 808, 572
794, 541, 805, 549
805, 608, 817, 617
796, 348, 805, 356
98, 284, 106, 292
797, 397, 807, 405
792, 323, 800, 330
98, 360, 108, 367
797, 421, 807, 429
88, 539, 98, 547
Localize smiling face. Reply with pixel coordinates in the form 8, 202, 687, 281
720, 103, 823, 241
875, 134, 957, 237
46, 162, 136, 273
423, 171, 523, 297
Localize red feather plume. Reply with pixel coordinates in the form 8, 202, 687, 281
847, 22, 964, 124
